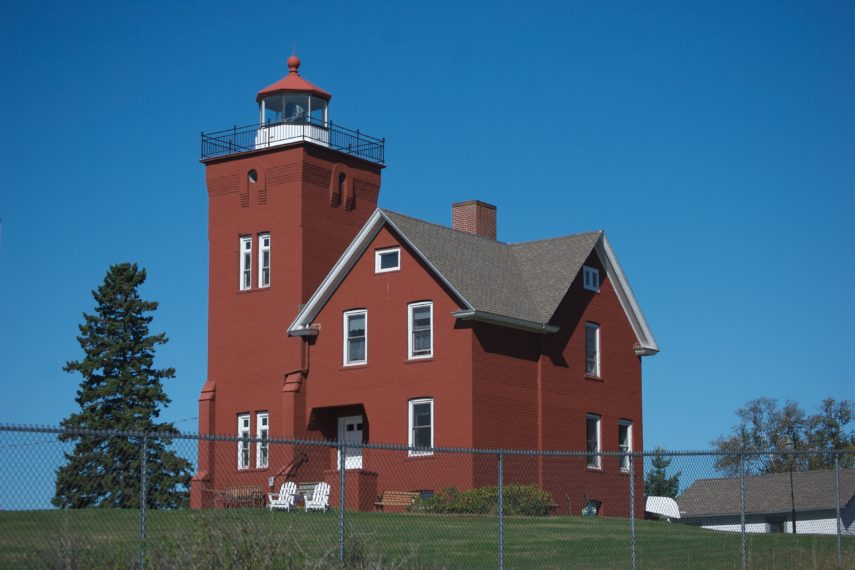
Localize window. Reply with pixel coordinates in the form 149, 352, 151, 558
256, 412, 269, 469
237, 413, 250, 470
375, 247, 400, 273
343, 310, 367, 365
409, 398, 434, 456
408, 302, 433, 359
583, 266, 600, 292
618, 420, 632, 472
259, 234, 271, 288
586, 413, 601, 469
585, 323, 600, 377
239, 236, 252, 290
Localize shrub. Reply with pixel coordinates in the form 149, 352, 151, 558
411, 484, 553, 516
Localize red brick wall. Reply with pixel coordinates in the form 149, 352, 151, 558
192, 143, 381, 508
305, 226, 474, 493
471, 250, 645, 516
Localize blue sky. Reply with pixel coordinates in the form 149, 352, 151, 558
1, 0, 852, 451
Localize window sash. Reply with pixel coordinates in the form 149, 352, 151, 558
409, 399, 433, 456
259, 234, 270, 288
237, 414, 250, 469
256, 413, 269, 469
619, 422, 632, 472
586, 415, 600, 469
585, 324, 599, 376
409, 302, 433, 358
344, 311, 367, 364
240, 237, 252, 290
375, 248, 401, 273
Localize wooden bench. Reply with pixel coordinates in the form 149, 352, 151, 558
374, 490, 420, 512
213, 484, 265, 509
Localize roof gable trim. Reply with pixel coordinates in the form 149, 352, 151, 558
594, 235, 659, 355
288, 210, 473, 335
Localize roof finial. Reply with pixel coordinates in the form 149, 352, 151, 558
287, 45, 300, 75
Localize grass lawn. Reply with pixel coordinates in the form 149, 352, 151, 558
0, 509, 852, 569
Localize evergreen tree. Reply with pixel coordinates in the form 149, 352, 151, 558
644, 447, 681, 497
53, 263, 192, 508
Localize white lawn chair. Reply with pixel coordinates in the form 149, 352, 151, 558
267, 481, 297, 511
304, 482, 331, 512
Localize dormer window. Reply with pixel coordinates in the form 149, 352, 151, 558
583, 266, 600, 292
375, 248, 400, 273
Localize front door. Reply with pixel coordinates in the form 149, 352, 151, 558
337, 415, 363, 470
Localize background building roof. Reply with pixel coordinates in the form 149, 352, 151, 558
677, 469, 855, 517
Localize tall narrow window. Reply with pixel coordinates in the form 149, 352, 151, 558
259, 233, 271, 288
585, 323, 600, 377
256, 412, 269, 469
237, 413, 250, 470
408, 302, 433, 359
239, 236, 252, 290
586, 413, 601, 469
618, 420, 632, 472
343, 310, 367, 365
583, 266, 600, 292
409, 398, 434, 456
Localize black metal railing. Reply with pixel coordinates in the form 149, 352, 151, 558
200, 117, 385, 165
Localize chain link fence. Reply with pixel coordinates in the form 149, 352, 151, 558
0, 424, 852, 569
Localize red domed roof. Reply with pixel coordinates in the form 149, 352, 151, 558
256, 55, 332, 102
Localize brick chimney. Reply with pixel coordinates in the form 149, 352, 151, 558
452, 200, 497, 240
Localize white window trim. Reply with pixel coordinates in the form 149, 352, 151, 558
618, 420, 632, 473
256, 412, 269, 469
375, 247, 401, 273
239, 236, 252, 291
586, 413, 601, 470
343, 309, 367, 366
583, 265, 600, 293
585, 322, 601, 377
237, 413, 250, 470
407, 301, 434, 359
408, 398, 434, 456
258, 233, 271, 288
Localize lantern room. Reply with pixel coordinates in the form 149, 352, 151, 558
257, 55, 330, 125
254, 54, 333, 149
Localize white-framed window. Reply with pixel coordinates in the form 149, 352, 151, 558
343, 310, 367, 365
408, 398, 434, 456
375, 247, 401, 273
583, 266, 600, 292
239, 236, 252, 290
256, 412, 269, 469
586, 413, 601, 469
258, 233, 271, 288
618, 420, 632, 472
408, 302, 433, 359
585, 323, 600, 377
237, 413, 250, 470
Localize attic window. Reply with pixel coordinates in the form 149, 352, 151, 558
375, 248, 400, 273
583, 266, 600, 292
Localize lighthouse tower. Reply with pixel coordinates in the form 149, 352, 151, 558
191, 56, 384, 508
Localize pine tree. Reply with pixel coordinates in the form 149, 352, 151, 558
644, 447, 681, 498
53, 263, 192, 508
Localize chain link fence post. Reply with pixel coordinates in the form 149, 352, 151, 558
497, 450, 504, 570
139, 432, 148, 570
629, 451, 637, 570
338, 442, 346, 564
835, 452, 842, 568
739, 451, 746, 570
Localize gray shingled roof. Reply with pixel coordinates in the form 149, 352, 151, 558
677, 469, 855, 517
382, 210, 602, 325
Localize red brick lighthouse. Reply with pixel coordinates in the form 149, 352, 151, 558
190, 56, 385, 508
